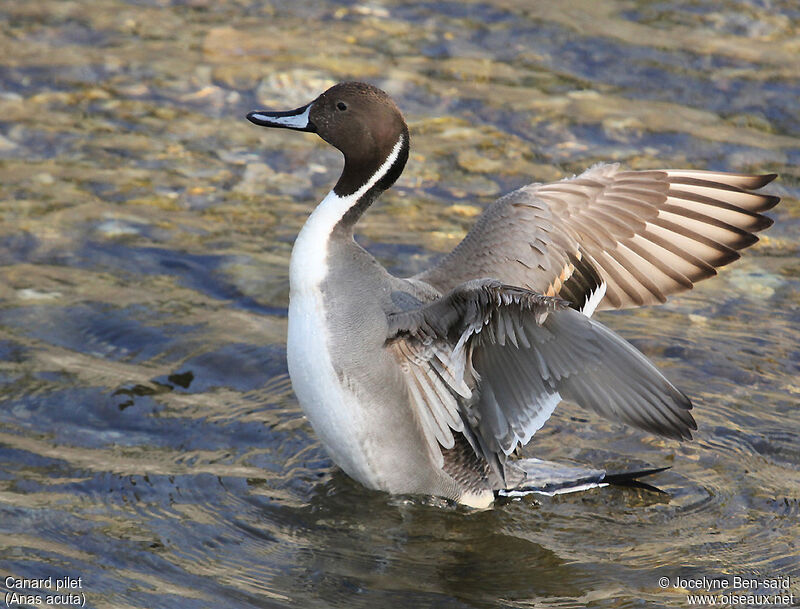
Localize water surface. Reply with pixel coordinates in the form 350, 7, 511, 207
1, 1, 799, 607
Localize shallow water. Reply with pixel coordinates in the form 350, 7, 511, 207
1, 0, 799, 607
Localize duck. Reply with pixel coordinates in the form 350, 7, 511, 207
246, 81, 779, 508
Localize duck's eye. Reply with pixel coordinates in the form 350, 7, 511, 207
336, 101, 348, 111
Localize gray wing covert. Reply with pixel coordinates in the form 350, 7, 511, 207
387, 280, 696, 473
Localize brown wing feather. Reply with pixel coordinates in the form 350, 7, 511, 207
415, 164, 779, 311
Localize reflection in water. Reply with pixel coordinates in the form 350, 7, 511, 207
0, 0, 799, 607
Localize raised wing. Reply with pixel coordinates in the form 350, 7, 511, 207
387, 280, 696, 472
415, 165, 779, 311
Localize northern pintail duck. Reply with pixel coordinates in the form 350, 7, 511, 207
247, 82, 779, 508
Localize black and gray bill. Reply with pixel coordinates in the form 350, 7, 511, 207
246, 103, 316, 132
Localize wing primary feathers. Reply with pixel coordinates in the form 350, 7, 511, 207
414, 164, 778, 311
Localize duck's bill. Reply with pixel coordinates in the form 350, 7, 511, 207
246, 103, 316, 132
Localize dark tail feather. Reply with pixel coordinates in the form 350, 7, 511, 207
603, 466, 671, 494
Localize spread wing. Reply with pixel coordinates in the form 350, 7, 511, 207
387, 280, 696, 472
415, 165, 779, 311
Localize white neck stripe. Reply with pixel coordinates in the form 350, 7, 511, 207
289, 135, 405, 290
338, 134, 405, 202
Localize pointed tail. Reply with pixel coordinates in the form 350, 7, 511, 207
498, 458, 670, 497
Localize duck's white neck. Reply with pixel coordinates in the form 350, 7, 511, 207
289, 135, 406, 290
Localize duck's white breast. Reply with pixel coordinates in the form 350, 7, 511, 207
286, 191, 381, 487
287, 290, 379, 486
